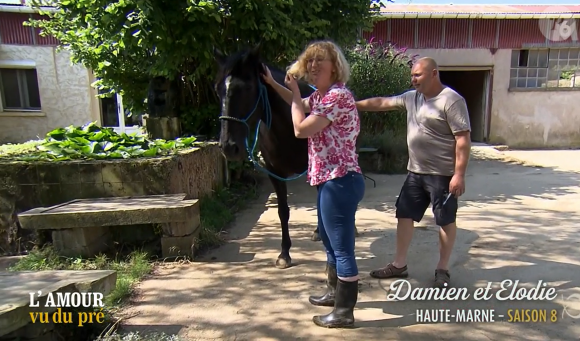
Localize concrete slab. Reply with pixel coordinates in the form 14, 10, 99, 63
119, 147, 580, 340
18, 193, 199, 230
0, 270, 116, 336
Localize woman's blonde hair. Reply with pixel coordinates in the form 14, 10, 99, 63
287, 40, 350, 85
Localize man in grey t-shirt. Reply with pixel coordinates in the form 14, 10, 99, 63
356, 57, 471, 288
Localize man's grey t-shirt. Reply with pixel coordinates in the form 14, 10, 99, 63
392, 87, 471, 177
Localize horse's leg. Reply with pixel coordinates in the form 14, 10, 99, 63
311, 185, 321, 241
311, 227, 320, 241
311, 186, 359, 240
270, 175, 292, 269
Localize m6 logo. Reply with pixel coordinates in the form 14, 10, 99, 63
538, 6, 578, 42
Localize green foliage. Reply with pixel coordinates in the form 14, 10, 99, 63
345, 37, 418, 173
346, 37, 417, 135
10, 246, 152, 306
197, 179, 258, 249
357, 129, 409, 173
0, 140, 43, 157
26, 0, 384, 137
2, 122, 201, 162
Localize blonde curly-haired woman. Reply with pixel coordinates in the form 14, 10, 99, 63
262, 40, 365, 328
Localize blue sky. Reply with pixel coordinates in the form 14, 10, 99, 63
395, 0, 579, 4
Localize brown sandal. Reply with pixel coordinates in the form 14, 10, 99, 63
433, 269, 450, 288
369, 263, 409, 279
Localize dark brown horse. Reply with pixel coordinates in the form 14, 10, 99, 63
214, 44, 321, 268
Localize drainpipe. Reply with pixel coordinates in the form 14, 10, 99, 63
0, 5, 57, 13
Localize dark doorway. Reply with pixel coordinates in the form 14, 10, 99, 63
439, 70, 490, 142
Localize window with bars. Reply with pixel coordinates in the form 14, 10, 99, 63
510, 48, 580, 89
0, 68, 42, 111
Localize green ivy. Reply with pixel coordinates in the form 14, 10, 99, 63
2, 122, 201, 162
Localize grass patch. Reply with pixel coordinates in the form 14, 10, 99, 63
197, 176, 260, 250
8, 246, 153, 308
8, 247, 153, 340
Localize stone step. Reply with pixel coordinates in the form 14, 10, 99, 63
0, 270, 116, 338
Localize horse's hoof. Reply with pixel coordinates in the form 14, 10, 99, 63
276, 256, 292, 269
311, 232, 320, 241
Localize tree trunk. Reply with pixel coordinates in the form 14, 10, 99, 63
143, 117, 181, 140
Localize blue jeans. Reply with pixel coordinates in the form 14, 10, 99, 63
317, 171, 365, 278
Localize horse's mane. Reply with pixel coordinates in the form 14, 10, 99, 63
217, 46, 311, 91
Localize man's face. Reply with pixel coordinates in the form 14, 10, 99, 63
411, 62, 433, 93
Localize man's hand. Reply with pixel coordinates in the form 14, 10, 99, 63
449, 173, 465, 197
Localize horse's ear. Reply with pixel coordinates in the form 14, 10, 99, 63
214, 47, 226, 65
250, 41, 262, 58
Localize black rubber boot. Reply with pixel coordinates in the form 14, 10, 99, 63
312, 279, 358, 328
309, 264, 337, 306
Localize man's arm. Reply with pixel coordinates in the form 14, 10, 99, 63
356, 93, 407, 112
446, 98, 472, 176
454, 131, 471, 176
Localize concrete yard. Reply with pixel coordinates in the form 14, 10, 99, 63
120, 147, 580, 340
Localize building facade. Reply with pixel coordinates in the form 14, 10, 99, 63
0, 3, 105, 143
1, 3, 579, 148
363, 5, 580, 148
0, 1, 133, 143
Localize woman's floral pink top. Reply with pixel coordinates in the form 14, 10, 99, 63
307, 82, 362, 186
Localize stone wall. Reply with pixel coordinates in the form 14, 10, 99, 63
0, 143, 226, 254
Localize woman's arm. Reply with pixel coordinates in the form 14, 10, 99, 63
290, 89, 329, 138
269, 79, 311, 113
262, 67, 311, 113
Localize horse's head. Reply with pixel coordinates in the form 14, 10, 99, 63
214, 44, 266, 162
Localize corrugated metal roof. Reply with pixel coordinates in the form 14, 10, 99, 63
0, 0, 24, 5
379, 4, 580, 18
381, 4, 580, 14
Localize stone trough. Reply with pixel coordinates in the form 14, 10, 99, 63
0, 269, 116, 340
0, 143, 226, 254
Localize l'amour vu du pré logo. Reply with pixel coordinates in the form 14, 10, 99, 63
28, 291, 107, 327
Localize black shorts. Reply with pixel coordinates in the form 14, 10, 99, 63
395, 171, 458, 226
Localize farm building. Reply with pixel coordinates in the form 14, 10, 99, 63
0, 0, 138, 143
1, 2, 579, 148
364, 4, 580, 148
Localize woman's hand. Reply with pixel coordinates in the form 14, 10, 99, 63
261, 64, 275, 85
284, 72, 300, 93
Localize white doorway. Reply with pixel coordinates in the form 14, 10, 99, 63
98, 92, 144, 135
